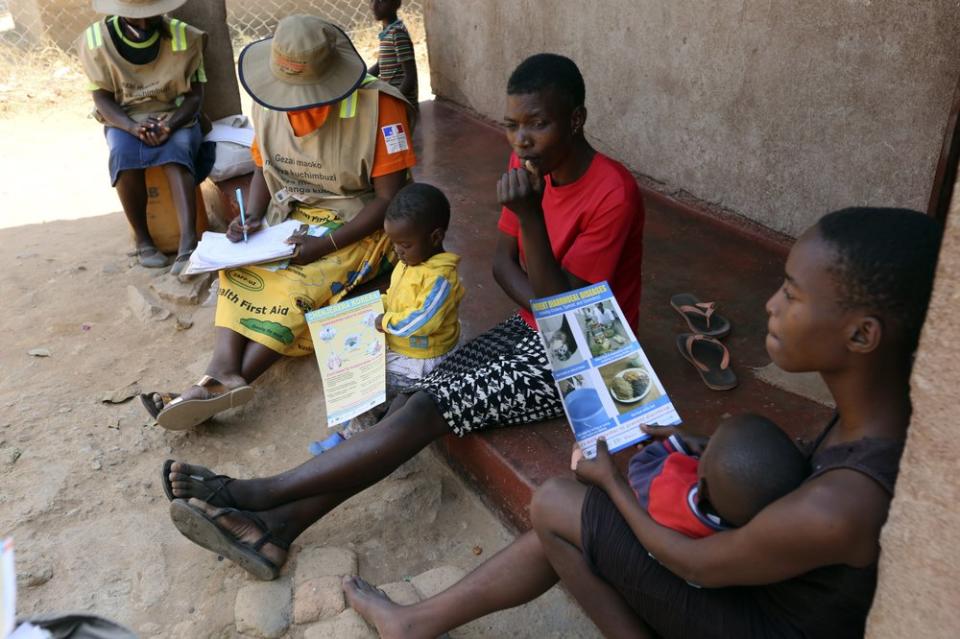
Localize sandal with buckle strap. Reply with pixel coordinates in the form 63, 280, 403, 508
676, 333, 738, 391
169, 499, 287, 581
670, 293, 731, 338
148, 375, 254, 431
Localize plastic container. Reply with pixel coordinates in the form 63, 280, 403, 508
564, 388, 609, 433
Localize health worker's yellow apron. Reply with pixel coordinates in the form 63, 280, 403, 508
215, 206, 394, 356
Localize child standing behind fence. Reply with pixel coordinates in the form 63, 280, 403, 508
369, 0, 418, 111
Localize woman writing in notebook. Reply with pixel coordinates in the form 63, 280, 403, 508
141, 16, 416, 429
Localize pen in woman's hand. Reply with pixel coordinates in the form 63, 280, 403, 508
236, 188, 248, 243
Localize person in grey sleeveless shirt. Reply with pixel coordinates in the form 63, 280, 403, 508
338, 207, 942, 639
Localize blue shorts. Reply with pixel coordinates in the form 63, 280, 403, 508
105, 123, 214, 186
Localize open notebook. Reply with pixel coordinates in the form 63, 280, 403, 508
183, 219, 303, 275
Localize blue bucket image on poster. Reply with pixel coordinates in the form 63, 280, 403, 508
564, 388, 608, 435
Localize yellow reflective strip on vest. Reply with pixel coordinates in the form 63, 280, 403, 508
338, 90, 359, 118
85, 26, 94, 50
195, 58, 207, 83
92, 22, 103, 47
362, 74, 377, 85
178, 21, 187, 52
169, 19, 181, 51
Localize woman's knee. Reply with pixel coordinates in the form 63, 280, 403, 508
400, 391, 446, 434
531, 477, 584, 537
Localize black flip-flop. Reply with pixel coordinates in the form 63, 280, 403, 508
670, 293, 731, 338
160, 460, 238, 508
676, 333, 738, 391
169, 499, 287, 581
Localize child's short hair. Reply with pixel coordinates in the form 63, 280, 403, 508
703, 414, 807, 527
507, 53, 585, 111
816, 207, 942, 353
385, 182, 451, 232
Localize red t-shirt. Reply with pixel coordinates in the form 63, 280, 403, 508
497, 152, 645, 329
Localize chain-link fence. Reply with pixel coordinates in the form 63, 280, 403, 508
0, 0, 423, 67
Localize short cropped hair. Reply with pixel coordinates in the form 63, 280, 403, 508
817, 208, 942, 352
705, 415, 807, 527
507, 53, 585, 111
385, 182, 451, 231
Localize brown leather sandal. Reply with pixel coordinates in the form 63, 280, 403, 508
670, 293, 731, 338
676, 333, 738, 391
154, 375, 254, 431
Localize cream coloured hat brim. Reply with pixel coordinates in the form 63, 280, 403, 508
92, 0, 187, 18
238, 24, 367, 112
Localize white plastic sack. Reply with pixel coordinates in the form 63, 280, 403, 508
205, 115, 256, 182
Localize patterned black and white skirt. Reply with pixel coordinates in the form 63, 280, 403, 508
412, 314, 564, 436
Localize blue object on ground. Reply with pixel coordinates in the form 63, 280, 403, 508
308, 430, 346, 456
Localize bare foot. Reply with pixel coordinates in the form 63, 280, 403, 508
343, 576, 426, 639
187, 498, 287, 569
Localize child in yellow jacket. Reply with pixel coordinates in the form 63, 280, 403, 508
377, 183, 464, 390
328, 183, 462, 445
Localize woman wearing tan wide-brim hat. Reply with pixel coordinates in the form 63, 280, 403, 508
76, 0, 211, 274
93, 0, 186, 18
142, 15, 418, 439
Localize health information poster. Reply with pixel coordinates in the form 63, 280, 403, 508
532, 282, 681, 458
306, 291, 386, 427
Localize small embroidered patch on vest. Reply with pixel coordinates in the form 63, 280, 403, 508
381, 124, 409, 154
409, 335, 429, 349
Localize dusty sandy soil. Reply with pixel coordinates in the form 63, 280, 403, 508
0, 37, 600, 639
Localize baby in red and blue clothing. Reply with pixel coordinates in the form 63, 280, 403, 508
628, 414, 807, 537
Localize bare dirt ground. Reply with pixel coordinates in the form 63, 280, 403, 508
0, 36, 600, 639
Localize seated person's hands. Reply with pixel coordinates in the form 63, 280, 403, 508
572, 438, 621, 492
139, 116, 172, 147
640, 424, 709, 455
226, 214, 265, 243
286, 227, 333, 265
497, 160, 545, 219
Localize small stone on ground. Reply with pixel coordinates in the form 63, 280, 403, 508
126, 285, 171, 322
294, 576, 345, 624
295, 546, 358, 582
150, 271, 214, 305
304, 609, 377, 639
234, 577, 293, 638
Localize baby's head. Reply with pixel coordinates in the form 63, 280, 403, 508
384, 183, 450, 266
697, 414, 807, 527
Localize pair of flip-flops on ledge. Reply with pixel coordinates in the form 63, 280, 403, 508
671, 293, 737, 391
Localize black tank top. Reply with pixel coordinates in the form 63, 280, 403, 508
753, 414, 904, 638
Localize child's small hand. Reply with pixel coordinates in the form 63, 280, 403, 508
572, 438, 619, 491
374, 314, 384, 333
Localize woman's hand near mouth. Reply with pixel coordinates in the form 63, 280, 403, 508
497, 162, 545, 220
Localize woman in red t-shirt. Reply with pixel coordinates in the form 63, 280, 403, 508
163, 54, 646, 581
